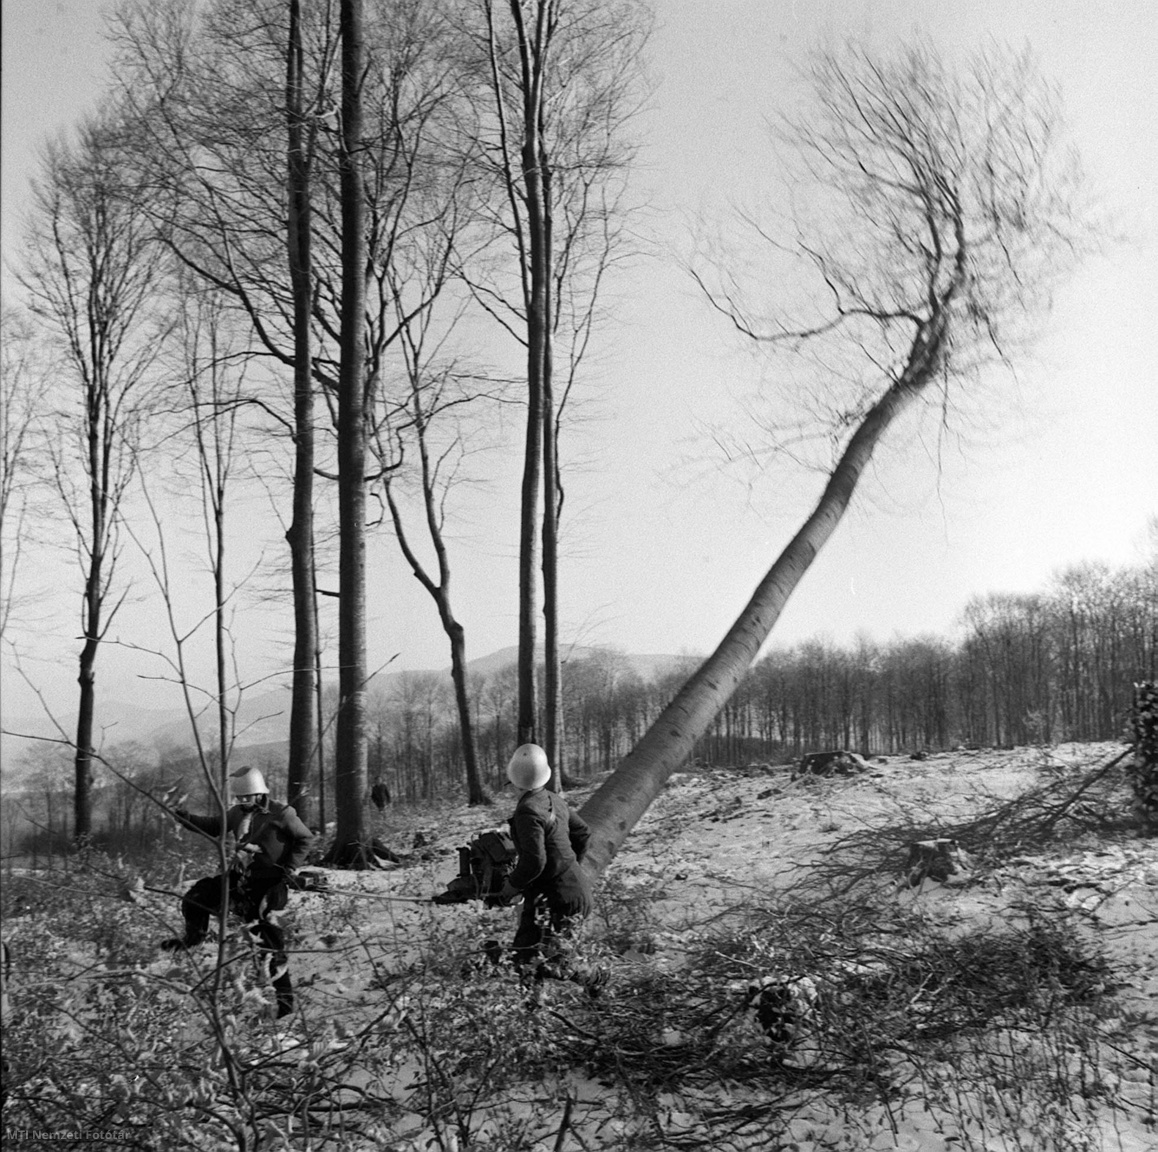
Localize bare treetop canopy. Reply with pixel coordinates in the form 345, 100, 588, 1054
696, 40, 1094, 464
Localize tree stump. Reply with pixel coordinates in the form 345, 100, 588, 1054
1130, 682, 1158, 835
795, 750, 870, 778
904, 838, 973, 888
745, 974, 820, 1062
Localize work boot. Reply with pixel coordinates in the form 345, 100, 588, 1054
160, 936, 194, 953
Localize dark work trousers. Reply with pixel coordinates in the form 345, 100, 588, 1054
181, 870, 294, 1017
512, 865, 592, 982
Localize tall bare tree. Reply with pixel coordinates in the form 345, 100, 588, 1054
463, 0, 647, 764
18, 110, 165, 842
579, 40, 1094, 874
113, 0, 338, 820
167, 278, 255, 774
327, 0, 478, 857
115, 0, 484, 849
284, 0, 321, 822
329, 0, 373, 863
378, 337, 501, 806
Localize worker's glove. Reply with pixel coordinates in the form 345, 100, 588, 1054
229, 843, 259, 873
496, 880, 522, 907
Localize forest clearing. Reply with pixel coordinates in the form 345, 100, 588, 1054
2, 740, 1155, 1150
2, 3, 1155, 1147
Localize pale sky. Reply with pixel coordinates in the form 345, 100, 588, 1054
1, 0, 1156, 725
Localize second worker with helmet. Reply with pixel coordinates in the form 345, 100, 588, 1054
497, 744, 608, 996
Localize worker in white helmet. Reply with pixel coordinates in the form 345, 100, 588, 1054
161, 765, 314, 1019
496, 744, 607, 996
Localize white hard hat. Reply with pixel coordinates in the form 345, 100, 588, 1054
230, 766, 269, 797
506, 744, 551, 790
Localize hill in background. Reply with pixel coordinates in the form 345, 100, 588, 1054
0, 646, 689, 778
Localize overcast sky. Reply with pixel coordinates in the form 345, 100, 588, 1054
2, 0, 1156, 725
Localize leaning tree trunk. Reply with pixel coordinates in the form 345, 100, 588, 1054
579, 313, 955, 876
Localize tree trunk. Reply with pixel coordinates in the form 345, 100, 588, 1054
512, 0, 549, 748
517, 293, 544, 747
285, 0, 319, 824
542, 294, 560, 784
390, 500, 488, 806
327, 0, 373, 866
579, 316, 953, 876
314, 606, 327, 831
73, 407, 106, 843
539, 54, 559, 779
73, 644, 96, 843
446, 618, 487, 805
213, 471, 229, 776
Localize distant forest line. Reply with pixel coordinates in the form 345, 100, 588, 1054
5, 556, 1153, 855
357, 557, 1153, 796
467, 557, 1155, 785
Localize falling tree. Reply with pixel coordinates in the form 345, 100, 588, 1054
579, 39, 1095, 874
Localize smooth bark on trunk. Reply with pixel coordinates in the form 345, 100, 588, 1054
327, 0, 373, 865
537, 19, 558, 779
285, 0, 319, 824
510, 0, 550, 748
541, 277, 560, 783
579, 314, 954, 876
517, 291, 545, 748
75, 412, 106, 840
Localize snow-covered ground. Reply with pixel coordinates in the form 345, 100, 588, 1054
269, 742, 1156, 1151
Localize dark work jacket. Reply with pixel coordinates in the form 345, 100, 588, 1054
507, 788, 591, 893
175, 800, 314, 879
